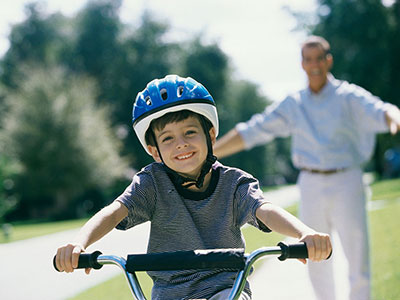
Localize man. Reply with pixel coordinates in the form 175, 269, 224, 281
213, 36, 400, 300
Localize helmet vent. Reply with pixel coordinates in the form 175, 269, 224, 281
177, 86, 184, 97
145, 96, 152, 106
160, 88, 168, 100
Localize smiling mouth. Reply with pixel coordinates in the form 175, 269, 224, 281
310, 69, 322, 75
176, 152, 195, 160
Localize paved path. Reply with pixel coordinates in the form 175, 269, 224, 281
0, 222, 150, 300
0, 185, 349, 300
250, 186, 349, 300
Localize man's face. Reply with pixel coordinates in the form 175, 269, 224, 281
301, 45, 333, 93
147, 116, 216, 179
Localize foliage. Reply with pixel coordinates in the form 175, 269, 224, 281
0, 0, 293, 221
0, 3, 71, 88
0, 155, 20, 223
179, 38, 230, 104
1, 66, 128, 219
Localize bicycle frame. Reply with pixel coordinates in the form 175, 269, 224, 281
54, 242, 308, 300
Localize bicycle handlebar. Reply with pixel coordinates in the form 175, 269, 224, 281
53, 242, 310, 272
277, 241, 308, 261
53, 242, 330, 300
126, 248, 246, 271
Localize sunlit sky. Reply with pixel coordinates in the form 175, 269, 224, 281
0, 0, 321, 101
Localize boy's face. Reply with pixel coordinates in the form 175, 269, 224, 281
147, 116, 216, 179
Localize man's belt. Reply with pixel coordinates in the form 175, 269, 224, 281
301, 167, 347, 175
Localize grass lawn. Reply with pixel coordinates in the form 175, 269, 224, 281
370, 177, 400, 201
370, 200, 400, 300
0, 218, 88, 244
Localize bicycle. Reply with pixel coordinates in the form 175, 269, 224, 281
54, 241, 319, 300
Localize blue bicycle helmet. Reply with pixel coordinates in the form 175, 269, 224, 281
132, 75, 219, 189
132, 75, 219, 155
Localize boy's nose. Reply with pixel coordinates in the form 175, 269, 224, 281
176, 136, 189, 149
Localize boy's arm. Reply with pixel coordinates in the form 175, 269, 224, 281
55, 201, 128, 273
256, 202, 331, 263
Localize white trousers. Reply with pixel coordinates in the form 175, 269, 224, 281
298, 167, 370, 300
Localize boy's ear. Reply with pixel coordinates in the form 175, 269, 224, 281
147, 145, 162, 163
209, 127, 217, 145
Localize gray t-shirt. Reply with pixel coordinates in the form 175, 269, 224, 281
116, 161, 269, 300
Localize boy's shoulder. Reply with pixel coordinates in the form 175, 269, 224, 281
140, 162, 165, 173
215, 161, 256, 181
134, 162, 168, 182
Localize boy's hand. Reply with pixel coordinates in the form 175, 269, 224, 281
298, 232, 332, 264
56, 243, 91, 274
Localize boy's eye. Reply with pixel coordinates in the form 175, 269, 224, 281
185, 130, 197, 136
161, 136, 173, 143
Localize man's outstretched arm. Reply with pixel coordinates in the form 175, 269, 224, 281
213, 128, 246, 159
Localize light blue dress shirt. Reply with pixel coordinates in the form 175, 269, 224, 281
236, 74, 393, 170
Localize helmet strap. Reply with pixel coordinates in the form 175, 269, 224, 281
194, 116, 217, 188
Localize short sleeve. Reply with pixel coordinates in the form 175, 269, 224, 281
234, 176, 271, 232
116, 171, 157, 230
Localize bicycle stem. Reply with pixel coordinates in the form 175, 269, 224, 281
228, 246, 283, 300
97, 255, 147, 300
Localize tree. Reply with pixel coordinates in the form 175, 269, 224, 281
0, 3, 70, 89
1, 66, 128, 219
312, 0, 392, 100
179, 38, 230, 105
106, 12, 182, 167
72, 0, 122, 77
0, 1, 289, 195
0, 155, 20, 223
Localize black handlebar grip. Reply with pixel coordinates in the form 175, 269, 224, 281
53, 255, 61, 272
277, 242, 308, 261
53, 251, 103, 272
77, 251, 103, 270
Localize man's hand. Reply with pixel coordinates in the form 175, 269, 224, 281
385, 106, 400, 135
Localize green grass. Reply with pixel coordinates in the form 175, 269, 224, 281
370, 201, 400, 300
0, 218, 88, 244
370, 177, 400, 201
68, 272, 153, 300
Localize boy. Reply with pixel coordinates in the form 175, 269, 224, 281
55, 75, 331, 300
